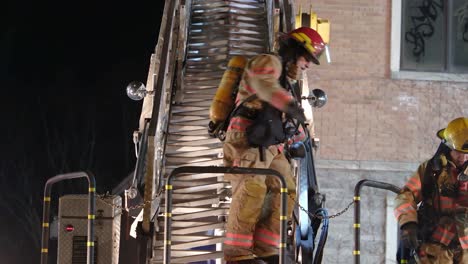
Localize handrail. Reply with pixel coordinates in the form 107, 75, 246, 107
110, 119, 150, 196
153, 0, 181, 197
163, 166, 289, 264
278, 0, 295, 32
313, 208, 329, 264
266, 0, 275, 53
40, 172, 96, 264
148, 0, 179, 136
141, 0, 180, 234
133, 118, 150, 190
304, 130, 319, 193
294, 126, 325, 263
353, 179, 401, 264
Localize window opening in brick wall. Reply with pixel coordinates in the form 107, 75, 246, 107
401, 0, 468, 73
391, 0, 468, 82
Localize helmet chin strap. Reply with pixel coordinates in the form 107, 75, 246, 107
461, 160, 468, 172
447, 148, 468, 171
457, 161, 468, 182
452, 158, 468, 173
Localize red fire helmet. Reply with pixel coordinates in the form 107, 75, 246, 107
288, 27, 330, 65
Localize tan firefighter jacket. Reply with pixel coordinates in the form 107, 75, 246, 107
394, 154, 468, 249
227, 54, 306, 142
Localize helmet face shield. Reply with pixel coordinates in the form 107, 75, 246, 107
323, 45, 331, 64
313, 45, 331, 65
437, 117, 468, 153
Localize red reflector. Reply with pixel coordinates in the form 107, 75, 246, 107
65, 225, 74, 232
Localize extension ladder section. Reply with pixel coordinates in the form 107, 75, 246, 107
151, 1, 269, 263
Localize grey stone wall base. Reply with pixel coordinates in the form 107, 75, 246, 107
315, 159, 418, 172
312, 159, 418, 263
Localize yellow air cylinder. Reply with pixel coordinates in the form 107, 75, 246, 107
209, 55, 247, 124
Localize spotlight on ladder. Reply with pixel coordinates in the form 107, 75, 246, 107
302, 88, 328, 108
126, 81, 148, 101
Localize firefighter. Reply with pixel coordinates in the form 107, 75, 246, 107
395, 117, 468, 263
222, 27, 329, 264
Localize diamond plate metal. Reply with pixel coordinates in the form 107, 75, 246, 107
57, 195, 122, 264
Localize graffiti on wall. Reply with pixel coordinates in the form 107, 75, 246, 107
455, 2, 468, 42
404, 0, 444, 60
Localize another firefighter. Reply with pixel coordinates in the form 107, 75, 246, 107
222, 27, 329, 264
395, 117, 468, 263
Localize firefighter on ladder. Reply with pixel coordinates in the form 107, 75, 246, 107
395, 117, 468, 263
222, 27, 329, 264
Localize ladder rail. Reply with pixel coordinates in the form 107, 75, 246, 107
353, 180, 401, 264
163, 166, 289, 264
137, 0, 308, 262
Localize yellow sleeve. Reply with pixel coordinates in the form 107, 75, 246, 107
242, 54, 294, 112
394, 162, 427, 227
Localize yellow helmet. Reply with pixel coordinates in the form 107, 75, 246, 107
437, 117, 468, 153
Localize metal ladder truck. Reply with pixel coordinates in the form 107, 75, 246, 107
124, 0, 330, 263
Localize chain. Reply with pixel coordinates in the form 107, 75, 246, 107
97, 186, 165, 212
97, 187, 353, 220
288, 193, 354, 220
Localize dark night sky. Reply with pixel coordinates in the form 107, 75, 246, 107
2, 1, 164, 262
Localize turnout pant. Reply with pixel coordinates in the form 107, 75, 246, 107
222, 132, 296, 261
417, 243, 468, 264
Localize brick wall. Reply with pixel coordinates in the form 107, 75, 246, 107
291, 0, 468, 263
294, 0, 467, 163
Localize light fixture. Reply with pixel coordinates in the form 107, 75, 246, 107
126, 81, 148, 101
302, 88, 327, 108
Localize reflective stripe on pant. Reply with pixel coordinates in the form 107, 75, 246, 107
223, 132, 296, 261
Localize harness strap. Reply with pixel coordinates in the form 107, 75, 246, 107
418, 144, 452, 243
215, 94, 258, 140
259, 146, 265, 162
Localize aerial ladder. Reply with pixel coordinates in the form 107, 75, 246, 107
39, 1, 409, 263
124, 0, 331, 263
38, 2, 418, 263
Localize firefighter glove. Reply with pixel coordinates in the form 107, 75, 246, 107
285, 101, 306, 123
401, 222, 420, 250
288, 141, 306, 158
